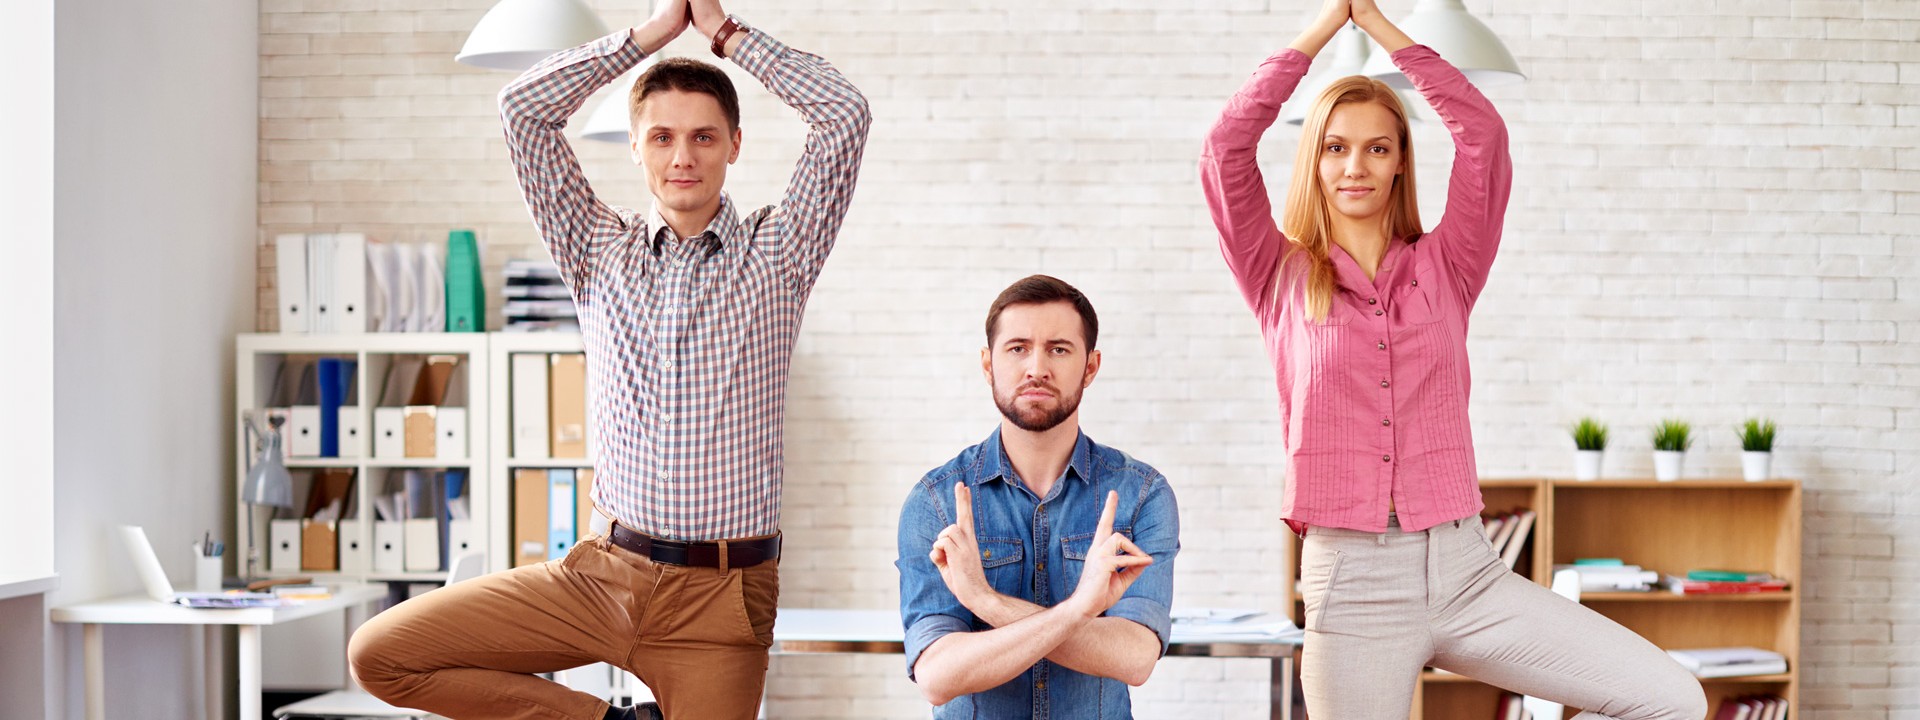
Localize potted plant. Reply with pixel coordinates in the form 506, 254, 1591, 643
1737, 418, 1777, 482
1651, 419, 1693, 481
1570, 417, 1608, 481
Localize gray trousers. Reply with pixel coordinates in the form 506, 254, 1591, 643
1299, 515, 1708, 720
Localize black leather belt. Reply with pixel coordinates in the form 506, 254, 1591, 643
608, 523, 780, 569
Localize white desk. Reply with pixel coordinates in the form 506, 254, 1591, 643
770, 608, 1303, 720
51, 583, 388, 720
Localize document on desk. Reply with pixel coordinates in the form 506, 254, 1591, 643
1170, 609, 1303, 641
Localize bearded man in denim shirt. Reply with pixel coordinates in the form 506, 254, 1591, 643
895, 275, 1182, 719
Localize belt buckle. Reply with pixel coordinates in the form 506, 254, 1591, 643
650, 537, 690, 566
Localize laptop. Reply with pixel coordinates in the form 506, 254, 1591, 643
119, 525, 282, 608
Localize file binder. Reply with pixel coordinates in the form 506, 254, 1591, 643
403, 470, 443, 572
445, 229, 485, 332
510, 353, 550, 458
288, 360, 322, 458
316, 357, 355, 457
513, 469, 549, 567
338, 518, 369, 575
275, 234, 309, 333
309, 234, 336, 333
576, 469, 595, 543
547, 470, 576, 561
549, 354, 588, 459
332, 233, 370, 333
270, 517, 302, 573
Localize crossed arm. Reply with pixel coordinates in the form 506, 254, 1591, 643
906, 485, 1162, 706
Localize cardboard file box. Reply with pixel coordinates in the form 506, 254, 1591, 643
372, 521, 406, 573
447, 519, 478, 559
269, 519, 303, 573
373, 407, 406, 459
404, 518, 441, 572
288, 406, 322, 458
435, 407, 468, 460
337, 407, 363, 459
301, 520, 338, 571
338, 519, 369, 575
403, 406, 437, 458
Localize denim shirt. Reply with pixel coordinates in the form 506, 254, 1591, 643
896, 429, 1181, 719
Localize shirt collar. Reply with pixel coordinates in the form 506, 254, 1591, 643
645, 193, 738, 258
1328, 234, 1409, 292
973, 427, 1095, 488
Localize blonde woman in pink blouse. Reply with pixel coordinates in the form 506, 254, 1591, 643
1200, 1, 1706, 718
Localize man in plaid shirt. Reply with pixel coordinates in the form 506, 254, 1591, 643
349, 0, 870, 717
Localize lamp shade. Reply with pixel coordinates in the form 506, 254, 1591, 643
1285, 25, 1431, 127
1360, 0, 1524, 89
456, 0, 612, 72
242, 418, 294, 509
580, 68, 647, 143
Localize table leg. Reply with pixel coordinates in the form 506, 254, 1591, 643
205, 625, 223, 720
83, 624, 104, 720
239, 624, 261, 720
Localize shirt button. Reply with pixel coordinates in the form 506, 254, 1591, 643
1037, 680, 1047, 691
1374, 309, 1384, 316
983, 550, 992, 559
664, 359, 674, 369
1377, 341, 1386, 350
1411, 280, 1419, 287
1380, 379, 1390, 388
1382, 418, 1391, 426
1037, 561, 1046, 572
1383, 454, 1392, 463
662, 413, 672, 422
1368, 298, 1378, 305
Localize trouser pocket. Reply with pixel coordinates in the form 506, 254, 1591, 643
1300, 538, 1347, 633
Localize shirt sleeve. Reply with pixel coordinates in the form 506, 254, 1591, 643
1392, 45, 1513, 308
896, 480, 971, 682
1103, 473, 1180, 655
728, 20, 873, 296
1198, 48, 1313, 321
497, 30, 646, 297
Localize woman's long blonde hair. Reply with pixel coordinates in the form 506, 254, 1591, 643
1279, 76, 1423, 321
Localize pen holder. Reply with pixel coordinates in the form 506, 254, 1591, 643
193, 543, 224, 592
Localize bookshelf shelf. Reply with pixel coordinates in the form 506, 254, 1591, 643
501, 458, 596, 469
1286, 478, 1801, 720
1580, 591, 1794, 603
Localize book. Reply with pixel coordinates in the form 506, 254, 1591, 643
1500, 510, 1535, 570
1688, 570, 1775, 583
1665, 575, 1790, 595
1668, 647, 1787, 678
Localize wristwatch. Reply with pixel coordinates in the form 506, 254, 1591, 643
710, 16, 747, 58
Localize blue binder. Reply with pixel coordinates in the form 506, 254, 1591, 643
547, 470, 576, 560
316, 357, 355, 457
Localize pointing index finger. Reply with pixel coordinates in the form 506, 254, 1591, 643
1096, 490, 1118, 540
954, 482, 974, 533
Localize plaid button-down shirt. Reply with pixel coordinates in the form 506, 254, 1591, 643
500, 20, 871, 541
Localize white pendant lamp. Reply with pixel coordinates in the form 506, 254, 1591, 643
580, 68, 646, 143
1359, 0, 1524, 89
1285, 24, 1430, 127
456, 0, 612, 71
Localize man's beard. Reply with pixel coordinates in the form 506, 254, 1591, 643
994, 380, 1081, 433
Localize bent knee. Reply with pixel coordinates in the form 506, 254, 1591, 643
1643, 666, 1708, 720
346, 621, 402, 690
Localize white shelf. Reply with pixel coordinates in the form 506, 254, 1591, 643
501, 458, 594, 469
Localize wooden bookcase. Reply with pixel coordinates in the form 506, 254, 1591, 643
1287, 478, 1802, 720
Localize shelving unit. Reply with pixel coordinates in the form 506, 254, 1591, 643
1285, 478, 1802, 720
484, 331, 591, 574
234, 333, 492, 584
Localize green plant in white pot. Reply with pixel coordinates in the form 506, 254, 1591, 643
1738, 418, 1776, 482
1571, 417, 1608, 481
1651, 419, 1693, 481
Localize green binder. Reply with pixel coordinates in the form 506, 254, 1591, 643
445, 229, 485, 333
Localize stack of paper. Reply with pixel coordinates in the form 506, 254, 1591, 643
504, 259, 579, 332
1666, 570, 1790, 595
1553, 559, 1659, 592
1667, 647, 1788, 678
1168, 608, 1303, 642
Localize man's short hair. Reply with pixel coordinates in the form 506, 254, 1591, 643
629, 57, 742, 131
984, 275, 1099, 352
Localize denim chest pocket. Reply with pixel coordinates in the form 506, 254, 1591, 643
977, 538, 1026, 598
1061, 528, 1134, 561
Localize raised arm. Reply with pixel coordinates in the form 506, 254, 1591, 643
691, 0, 873, 295
498, 1, 690, 291
1354, 0, 1511, 305
1199, 0, 1352, 318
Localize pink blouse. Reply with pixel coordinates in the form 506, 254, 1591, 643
1199, 45, 1512, 534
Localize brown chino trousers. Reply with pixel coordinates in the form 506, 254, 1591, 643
349, 531, 779, 720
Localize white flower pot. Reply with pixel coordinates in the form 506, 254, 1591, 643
1574, 450, 1604, 481
1742, 451, 1772, 482
1653, 450, 1685, 482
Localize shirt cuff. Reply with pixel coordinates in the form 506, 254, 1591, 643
1106, 596, 1173, 655
903, 614, 969, 682
726, 17, 785, 75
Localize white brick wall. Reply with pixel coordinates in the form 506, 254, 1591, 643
257, 1, 1919, 716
